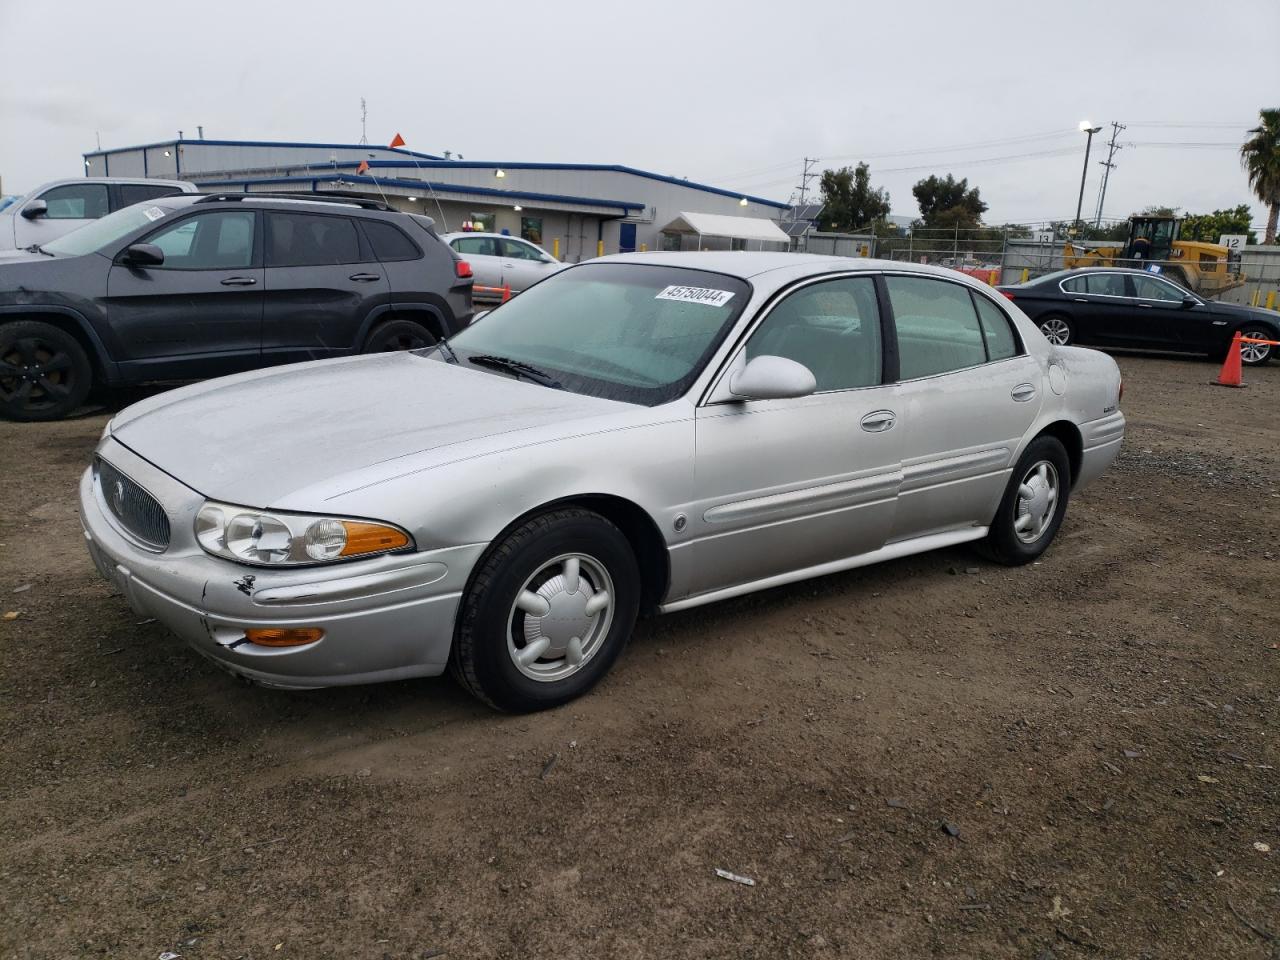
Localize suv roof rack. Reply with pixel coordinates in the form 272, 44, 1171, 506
195, 191, 392, 211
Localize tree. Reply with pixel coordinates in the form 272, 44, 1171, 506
911, 174, 988, 228
1179, 205, 1256, 244
1240, 108, 1280, 244
817, 163, 890, 232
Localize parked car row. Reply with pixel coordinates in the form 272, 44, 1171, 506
0, 192, 475, 420
998, 267, 1278, 365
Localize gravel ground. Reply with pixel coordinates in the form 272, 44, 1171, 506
1, 354, 1277, 960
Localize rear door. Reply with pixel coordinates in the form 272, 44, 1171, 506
885, 274, 1043, 540
14, 182, 110, 248
450, 235, 503, 291
261, 210, 391, 363
1058, 272, 1130, 345
103, 209, 263, 380
689, 275, 901, 598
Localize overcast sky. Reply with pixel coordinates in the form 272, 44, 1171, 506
2, 0, 1276, 227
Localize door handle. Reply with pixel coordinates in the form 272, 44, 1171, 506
1011, 382, 1037, 402
1138, 303, 1152, 308
860, 410, 896, 432
220, 276, 257, 286
349, 273, 381, 282
1072, 297, 1088, 303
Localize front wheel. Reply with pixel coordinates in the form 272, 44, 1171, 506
1239, 326, 1274, 366
978, 436, 1071, 566
0, 321, 93, 422
361, 319, 436, 353
450, 508, 641, 712
1037, 315, 1074, 346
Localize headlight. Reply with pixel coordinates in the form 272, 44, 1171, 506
195, 501, 413, 566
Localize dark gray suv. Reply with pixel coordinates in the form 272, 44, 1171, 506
0, 193, 474, 420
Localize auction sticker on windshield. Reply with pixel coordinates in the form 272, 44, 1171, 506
142, 206, 166, 222
655, 285, 736, 307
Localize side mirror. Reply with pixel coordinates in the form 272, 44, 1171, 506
21, 200, 48, 220
122, 243, 165, 266
728, 355, 817, 401
1181, 295, 1198, 308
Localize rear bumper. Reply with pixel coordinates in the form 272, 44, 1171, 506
1076, 410, 1125, 490
79, 442, 485, 689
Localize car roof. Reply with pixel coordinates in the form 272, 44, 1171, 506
20, 178, 195, 195
440, 232, 533, 241
589, 250, 992, 283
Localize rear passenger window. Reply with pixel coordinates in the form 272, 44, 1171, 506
117, 184, 184, 208
363, 221, 420, 261
453, 236, 499, 257
886, 276, 987, 378
972, 294, 1019, 361
267, 213, 361, 267
746, 277, 882, 391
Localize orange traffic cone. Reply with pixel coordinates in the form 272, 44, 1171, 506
1214, 332, 1245, 388
501, 284, 511, 303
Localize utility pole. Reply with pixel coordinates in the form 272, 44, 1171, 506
796, 157, 820, 209
359, 97, 368, 145
1093, 121, 1125, 227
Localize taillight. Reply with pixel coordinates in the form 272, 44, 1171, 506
455, 259, 473, 279
999, 290, 1015, 300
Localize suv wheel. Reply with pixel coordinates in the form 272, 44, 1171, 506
362, 319, 436, 353
0, 321, 93, 422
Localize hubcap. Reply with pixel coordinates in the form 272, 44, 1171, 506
1014, 461, 1059, 544
1240, 331, 1271, 365
1040, 318, 1070, 345
507, 553, 614, 682
0, 337, 75, 411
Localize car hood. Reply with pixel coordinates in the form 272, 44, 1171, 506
111, 352, 632, 507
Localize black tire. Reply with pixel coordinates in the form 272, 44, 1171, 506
1036, 314, 1074, 347
1239, 326, 1274, 366
450, 508, 641, 712
361, 318, 436, 353
0, 321, 93, 422
978, 435, 1072, 566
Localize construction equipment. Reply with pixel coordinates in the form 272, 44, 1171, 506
1063, 216, 1246, 297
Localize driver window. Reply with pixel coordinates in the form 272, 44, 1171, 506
1132, 275, 1182, 302
40, 183, 109, 220
501, 238, 543, 261
745, 276, 882, 391
144, 211, 255, 269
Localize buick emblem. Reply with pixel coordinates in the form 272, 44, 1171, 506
112, 480, 125, 514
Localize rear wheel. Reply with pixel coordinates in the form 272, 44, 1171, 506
978, 435, 1071, 566
0, 321, 92, 422
1239, 326, 1274, 365
1037, 314, 1073, 346
361, 318, 436, 353
450, 508, 640, 712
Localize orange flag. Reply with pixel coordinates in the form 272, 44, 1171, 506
356, 159, 370, 174
389, 133, 406, 148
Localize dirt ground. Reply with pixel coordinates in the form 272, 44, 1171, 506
1, 354, 1277, 960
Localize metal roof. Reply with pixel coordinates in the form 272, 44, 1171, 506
659, 211, 790, 244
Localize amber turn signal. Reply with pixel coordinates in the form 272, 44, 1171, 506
244, 627, 325, 647
340, 521, 411, 557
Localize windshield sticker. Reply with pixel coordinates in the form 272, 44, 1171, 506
655, 285, 735, 307
142, 206, 165, 222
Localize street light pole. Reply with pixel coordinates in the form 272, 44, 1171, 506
1075, 121, 1102, 231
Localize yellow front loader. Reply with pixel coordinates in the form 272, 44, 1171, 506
1063, 216, 1246, 297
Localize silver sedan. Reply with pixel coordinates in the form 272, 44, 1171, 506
80, 253, 1125, 711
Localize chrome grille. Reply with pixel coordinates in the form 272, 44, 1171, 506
96, 459, 170, 549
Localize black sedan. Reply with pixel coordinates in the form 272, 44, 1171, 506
998, 268, 1278, 365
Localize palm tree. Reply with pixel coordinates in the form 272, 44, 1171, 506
1241, 108, 1280, 244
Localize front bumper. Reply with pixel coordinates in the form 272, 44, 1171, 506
79, 440, 485, 689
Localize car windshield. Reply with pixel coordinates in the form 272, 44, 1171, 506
42, 202, 183, 257
446, 262, 752, 406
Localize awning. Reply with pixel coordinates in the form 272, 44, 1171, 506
660, 211, 790, 245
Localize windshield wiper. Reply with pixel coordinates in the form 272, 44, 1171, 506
435, 339, 459, 364
467, 354, 562, 389
24, 244, 54, 257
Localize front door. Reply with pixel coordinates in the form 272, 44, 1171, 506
261, 211, 391, 363
688, 275, 901, 600
15, 182, 110, 249
619, 223, 637, 254
1128, 272, 1201, 349
499, 237, 557, 292
104, 209, 264, 381
883, 274, 1043, 540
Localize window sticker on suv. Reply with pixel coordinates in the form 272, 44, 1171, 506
655, 285, 735, 307
142, 206, 166, 222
